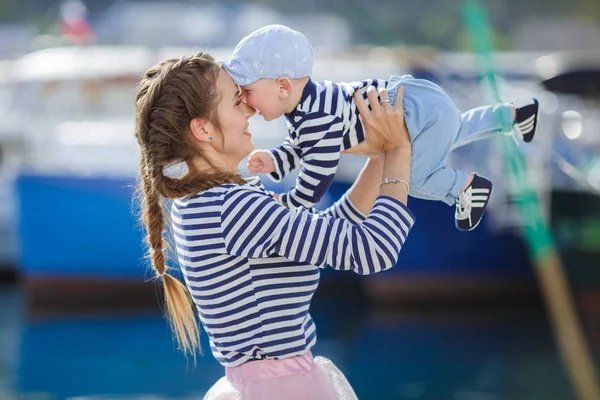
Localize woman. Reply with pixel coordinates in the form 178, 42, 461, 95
134, 51, 413, 399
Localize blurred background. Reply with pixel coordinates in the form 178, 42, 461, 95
0, 0, 600, 399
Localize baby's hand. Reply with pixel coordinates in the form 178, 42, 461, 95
247, 150, 276, 174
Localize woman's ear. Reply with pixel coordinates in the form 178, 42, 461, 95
190, 118, 214, 143
276, 77, 293, 99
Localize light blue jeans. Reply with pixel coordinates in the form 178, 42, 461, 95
387, 75, 514, 205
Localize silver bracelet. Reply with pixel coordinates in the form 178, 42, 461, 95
380, 177, 410, 192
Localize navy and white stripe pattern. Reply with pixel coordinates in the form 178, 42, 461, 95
269, 79, 388, 209
171, 177, 415, 367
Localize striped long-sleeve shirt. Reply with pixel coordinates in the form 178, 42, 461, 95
270, 78, 389, 209
171, 177, 415, 367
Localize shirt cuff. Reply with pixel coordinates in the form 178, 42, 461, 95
267, 150, 284, 182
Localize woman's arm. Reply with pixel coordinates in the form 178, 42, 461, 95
319, 156, 383, 222
337, 84, 411, 215
221, 186, 415, 275
283, 155, 382, 225
356, 86, 412, 206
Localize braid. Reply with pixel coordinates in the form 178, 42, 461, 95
155, 171, 246, 199
134, 52, 243, 358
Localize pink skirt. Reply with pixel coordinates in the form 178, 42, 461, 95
203, 351, 358, 400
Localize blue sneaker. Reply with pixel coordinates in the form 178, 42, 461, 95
513, 98, 540, 143
455, 174, 493, 231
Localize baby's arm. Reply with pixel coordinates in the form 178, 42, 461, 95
265, 137, 302, 182
280, 115, 344, 209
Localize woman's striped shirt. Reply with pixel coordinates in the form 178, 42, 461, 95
171, 177, 415, 366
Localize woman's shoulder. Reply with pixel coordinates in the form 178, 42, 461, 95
220, 177, 278, 204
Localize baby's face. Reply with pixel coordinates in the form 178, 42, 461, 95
241, 79, 286, 122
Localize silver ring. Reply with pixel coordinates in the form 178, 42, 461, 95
380, 98, 391, 103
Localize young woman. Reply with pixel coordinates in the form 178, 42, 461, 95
134, 52, 414, 399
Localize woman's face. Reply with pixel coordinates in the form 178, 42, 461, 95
211, 68, 256, 165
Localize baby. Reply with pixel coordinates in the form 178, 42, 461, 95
224, 25, 539, 231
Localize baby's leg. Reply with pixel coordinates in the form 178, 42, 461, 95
410, 167, 469, 205
411, 166, 494, 231
409, 101, 463, 204
409, 96, 498, 230
452, 103, 514, 149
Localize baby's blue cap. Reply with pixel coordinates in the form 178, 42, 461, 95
223, 24, 314, 86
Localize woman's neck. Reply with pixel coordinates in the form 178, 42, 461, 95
190, 156, 238, 176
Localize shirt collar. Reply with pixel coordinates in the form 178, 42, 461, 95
285, 78, 317, 121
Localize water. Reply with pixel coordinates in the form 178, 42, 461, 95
0, 282, 590, 400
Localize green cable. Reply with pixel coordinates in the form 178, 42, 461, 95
462, 4, 600, 400
461, 0, 554, 261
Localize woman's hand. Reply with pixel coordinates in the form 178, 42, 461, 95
353, 86, 411, 152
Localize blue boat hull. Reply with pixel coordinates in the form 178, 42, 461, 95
15, 174, 533, 281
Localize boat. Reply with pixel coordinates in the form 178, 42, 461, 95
6, 45, 561, 306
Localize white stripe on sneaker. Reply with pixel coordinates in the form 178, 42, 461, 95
519, 114, 535, 123
518, 118, 535, 132
519, 123, 534, 134
518, 114, 535, 126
